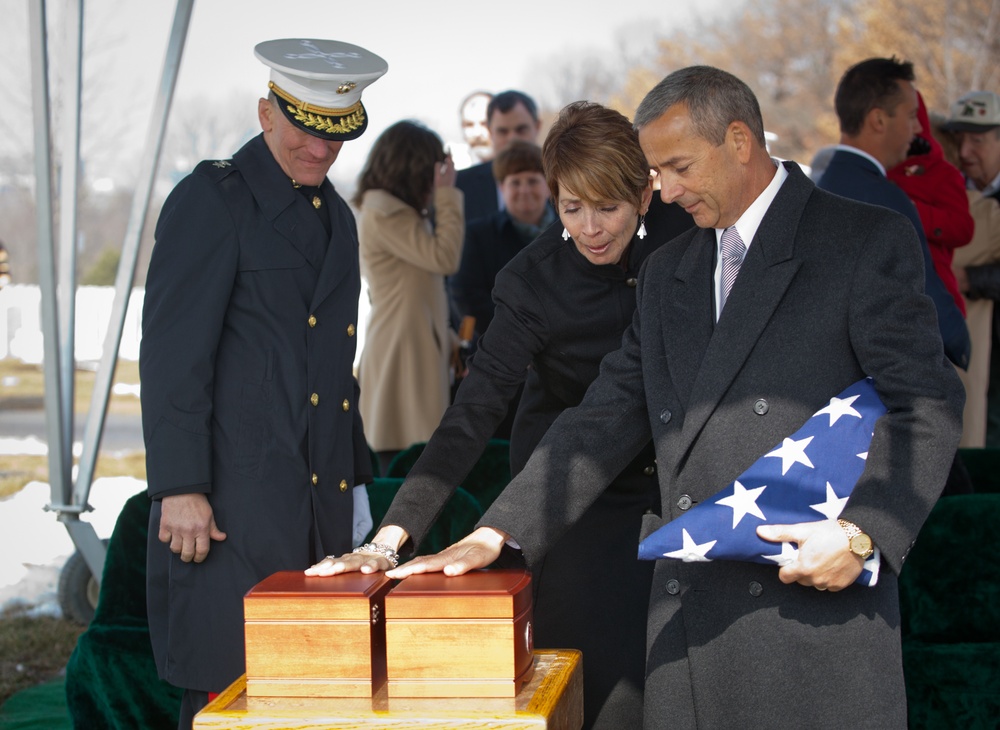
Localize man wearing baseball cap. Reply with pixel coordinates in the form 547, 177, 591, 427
944, 91, 1000, 448
140, 39, 386, 727
945, 90, 1000, 199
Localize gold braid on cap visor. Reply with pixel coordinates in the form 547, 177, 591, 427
269, 81, 366, 135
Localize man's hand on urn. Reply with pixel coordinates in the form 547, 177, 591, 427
386, 526, 509, 579
757, 519, 863, 591
158, 493, 226, 563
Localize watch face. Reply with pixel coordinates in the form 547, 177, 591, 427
850, 533, 873, 557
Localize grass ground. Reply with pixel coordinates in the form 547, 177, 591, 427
0, 357, 145, 709
0, 357, 144, 499
0, 357, 141, 416
0, 451, 147, 501
0, 608, 86, 707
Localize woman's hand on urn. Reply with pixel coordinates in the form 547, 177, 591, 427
305, 525, 407, 575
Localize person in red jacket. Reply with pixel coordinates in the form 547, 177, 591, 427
888, 90, 974, 314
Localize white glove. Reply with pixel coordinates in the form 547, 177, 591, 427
352, 485, 373, 547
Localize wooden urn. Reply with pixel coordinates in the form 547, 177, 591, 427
383, 568, 535, 698
243, 571, 392, 698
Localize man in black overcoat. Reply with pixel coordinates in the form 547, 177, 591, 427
139, 39, 385, 727
390, 66, 964, 728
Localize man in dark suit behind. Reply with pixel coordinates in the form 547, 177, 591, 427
140, 39, 383, 728
455, 90, 541, 224
817, 56, 971, 370
390, 66, 964, 728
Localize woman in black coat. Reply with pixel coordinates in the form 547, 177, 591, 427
310, 101, 693, 729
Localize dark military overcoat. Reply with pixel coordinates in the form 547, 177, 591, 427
140, 133, 371, 691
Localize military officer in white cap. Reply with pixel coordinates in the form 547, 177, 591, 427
140, 38, 387, 727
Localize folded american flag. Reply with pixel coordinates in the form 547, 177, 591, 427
637, 377, 884, 586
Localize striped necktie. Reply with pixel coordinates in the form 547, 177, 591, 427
719, 226, 745, 313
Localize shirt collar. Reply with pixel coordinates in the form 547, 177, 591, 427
833, 143, 887, 176
968, 169, 1000, 197
715, 159, 788, 249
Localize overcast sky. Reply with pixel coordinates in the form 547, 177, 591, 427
1, 0, 732, 186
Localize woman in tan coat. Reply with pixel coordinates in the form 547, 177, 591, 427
953, 191, 1000, 446
354, 121, 464, 472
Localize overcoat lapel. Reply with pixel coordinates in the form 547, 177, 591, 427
236, 135, 326, 272
310, 184, 354, 310
272, 203, 327, 273
671, 162, 812, 458
662, 228, 716, 401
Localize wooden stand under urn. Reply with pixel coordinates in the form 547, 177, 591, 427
194, 651, 583, 729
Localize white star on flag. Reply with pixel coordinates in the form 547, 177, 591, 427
810, 481, 849, 520
716, 480, 768, 528
815, 393, 863, 425
765, 435, 814, 475
663, 529, 716, 562
638, 377, 886, 587
761, 541, 799, 566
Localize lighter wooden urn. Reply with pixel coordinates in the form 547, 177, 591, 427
384, 568, 535, 698
243, 571, 392, 698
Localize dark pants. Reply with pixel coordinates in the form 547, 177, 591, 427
943, 450, 974, 497
530, 479, 658, 730
177, 688, 210, 730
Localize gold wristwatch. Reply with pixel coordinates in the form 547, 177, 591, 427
838, 519, 874, 559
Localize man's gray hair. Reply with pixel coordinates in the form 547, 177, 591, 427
634, 66, 766, 148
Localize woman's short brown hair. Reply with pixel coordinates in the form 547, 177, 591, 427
492, 140, 544, 183
542, 101, 649, 208
353, 120, 445, 211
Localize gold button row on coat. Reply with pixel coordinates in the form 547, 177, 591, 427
308, 315, 357, 338
311, 474, 348, 492
310, 393, 351, 410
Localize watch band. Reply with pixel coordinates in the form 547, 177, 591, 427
837, 519, 874, 559
837, 519, 862, 540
